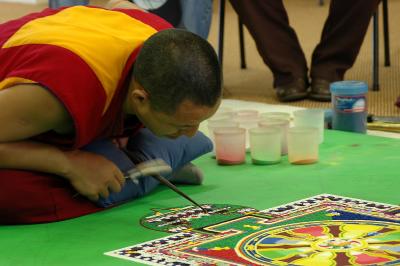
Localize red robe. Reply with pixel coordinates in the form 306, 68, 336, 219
0, 6, 171, 224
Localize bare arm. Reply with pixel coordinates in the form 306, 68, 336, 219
0, 84, 124, 200
0, 84, 72, 142
0, 84, 74, 174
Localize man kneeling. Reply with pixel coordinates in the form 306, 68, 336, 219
0, 2, 221, 224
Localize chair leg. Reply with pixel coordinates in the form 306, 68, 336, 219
238, 19, 247, 69
382, 0, 390, 67
372, 11, 379, 91
319, 0, 324, 6
218, 0, 225, 68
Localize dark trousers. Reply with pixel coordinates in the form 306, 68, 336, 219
229, 0, 380, 87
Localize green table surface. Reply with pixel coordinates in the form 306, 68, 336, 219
0, 130, 399, 266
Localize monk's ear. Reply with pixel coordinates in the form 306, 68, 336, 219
131, 88, 148, 103
130, 80, 151, 111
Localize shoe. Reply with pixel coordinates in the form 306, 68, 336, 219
169, 163, 204, 185
275, 78, 309, 102
309, 78, 332, 102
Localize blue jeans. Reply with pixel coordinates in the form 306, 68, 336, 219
178, 0, 213, 39
134, 0, 213, 39
48, 0, 88, 8
48, 0, 212, 40
82, 128, 212, 207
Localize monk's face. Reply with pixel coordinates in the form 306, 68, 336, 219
127, 81, 220, 138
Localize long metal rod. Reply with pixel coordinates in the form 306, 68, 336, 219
151, 174, 207, 212
121, 148, 206, 212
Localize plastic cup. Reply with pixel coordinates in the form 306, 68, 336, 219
249, 127, 281, 165
258, 118, 290, 155
293, 109, 325, 144
234, 109, 259, 119
260, 112, 291, 121
208, 120, 239, 135
207, 120, 239, 154
287, 127, 319, 165
208, 113, 233, 123
233, 116, 263, 151
214, 128, 246, 165
213, 107, 236, 119
216, 107, 233, 113
330, 81, 368, 133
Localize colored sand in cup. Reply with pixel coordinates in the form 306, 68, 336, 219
258, 118, 289, 155
293, 109, 325, 144
291, 158, 318, 165
251, 158, 280, 165
287, 127, 319, 165
214, 128, 246, 165
249, 127, 281, 165
217, 158, 245, 165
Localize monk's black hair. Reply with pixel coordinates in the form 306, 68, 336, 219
133, 29, 222, 114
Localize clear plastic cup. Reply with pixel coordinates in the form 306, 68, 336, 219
213, 107, 236, 119
214, 128, 246, 165
249, 127, 281, 165
208, 120, 239, 135
208, 113, 233, 123
233, 116, 263, 151
234, 109, 259, 119
260, 112, 291, 121
293, 109, 325, 144
207, 120, 239, 154
287, 127, 319, 165
258, 118, 290, 155
216, 107, 233, 113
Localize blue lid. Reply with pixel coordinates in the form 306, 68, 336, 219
330, 81, 368, 95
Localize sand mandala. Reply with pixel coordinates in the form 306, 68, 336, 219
105, 194, 400, 265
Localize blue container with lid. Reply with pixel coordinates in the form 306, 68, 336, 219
330, 81, 368, 133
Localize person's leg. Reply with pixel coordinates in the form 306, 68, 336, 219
310, 0, 380, 100
169, 162, 204, 185
147, 0, 182, 27
0, 129, 211, 224
48, 0, 88, 9
0, 169, 102, 224
178, 0, 212, 39
90, 128, 212, 207
229, 0, 308, 100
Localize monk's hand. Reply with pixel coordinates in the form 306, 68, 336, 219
63, 150, 125, 201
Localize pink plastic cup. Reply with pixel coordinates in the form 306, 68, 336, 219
214, 128, 246, 165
